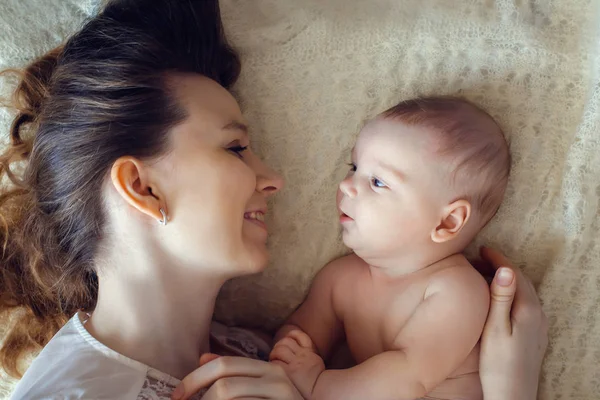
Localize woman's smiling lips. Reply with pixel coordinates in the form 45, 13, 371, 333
244, 210, 267, 231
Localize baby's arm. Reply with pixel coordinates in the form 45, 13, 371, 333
309, 266, 490, 400
274, 256, 349, 359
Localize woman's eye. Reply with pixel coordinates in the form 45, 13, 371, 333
228, 145, 248, 158
371, 177, 386, 188
347, 162, 357, 172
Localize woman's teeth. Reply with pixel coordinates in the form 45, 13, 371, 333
244, 212, 265, 222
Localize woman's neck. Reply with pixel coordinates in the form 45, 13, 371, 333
87, 245, 229, 379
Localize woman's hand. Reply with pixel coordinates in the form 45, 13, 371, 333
478, 247, 549, 400
171, 354, 304, 400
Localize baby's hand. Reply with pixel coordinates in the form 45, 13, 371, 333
269, 330, 325, 400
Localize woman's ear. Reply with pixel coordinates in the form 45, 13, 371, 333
110, 156, 166, 223
431, 199, 471, 243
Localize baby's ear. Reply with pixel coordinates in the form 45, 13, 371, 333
431, 199, 471, 243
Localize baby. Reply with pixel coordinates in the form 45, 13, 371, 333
270, 96, 510, 400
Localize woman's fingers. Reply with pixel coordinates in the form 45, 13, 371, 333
486, 266, 517, 336
481, 247, 548, 339
480, 247, 512, 271
511, 273, 548, 339
172, 357, 266, 400
198, 376, 273, 400
200, 373, 299, 400
270, 359, 288, 368
479, 248, 549, 400
205, 398, 259, 400
481, 247, 538, 308
200, 353, 221, 367
498, 262, 543, 325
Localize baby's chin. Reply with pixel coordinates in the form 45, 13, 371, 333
341, 233, 401, 262
341, 231, 366, 255
340, 225, 386, 256
340, 229, 353, 247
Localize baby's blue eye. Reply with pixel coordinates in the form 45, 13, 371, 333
348, 163, 357, 172
371, 177, 386, 188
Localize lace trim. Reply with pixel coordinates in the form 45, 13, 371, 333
135, 323, 271, 399
138, 376, 204, 400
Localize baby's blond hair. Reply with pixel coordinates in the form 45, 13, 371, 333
381, 96, 510, 227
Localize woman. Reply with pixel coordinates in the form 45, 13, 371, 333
0, 0, 547, 399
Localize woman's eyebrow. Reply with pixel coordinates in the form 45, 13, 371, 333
222, 121, 249, 135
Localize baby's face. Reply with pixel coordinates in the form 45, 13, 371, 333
337, 119, 449, 262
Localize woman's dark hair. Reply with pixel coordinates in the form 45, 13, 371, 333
0, 0, 240, 377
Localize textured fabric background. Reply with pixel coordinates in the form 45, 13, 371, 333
1, 1, 599, 399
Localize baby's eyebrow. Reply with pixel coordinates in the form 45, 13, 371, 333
379, 162, 405, 182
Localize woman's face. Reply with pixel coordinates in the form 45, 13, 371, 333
154, 74, 283, 276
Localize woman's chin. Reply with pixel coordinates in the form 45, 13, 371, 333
238, 244, 269, 275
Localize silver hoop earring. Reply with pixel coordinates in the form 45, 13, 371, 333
158, 208, 168, 226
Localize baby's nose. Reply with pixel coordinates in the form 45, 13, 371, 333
339, 176, 357, 198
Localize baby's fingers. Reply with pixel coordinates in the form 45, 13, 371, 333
274, 337, 302, 353
286, 330, 315, 350
270, 343, 296, 364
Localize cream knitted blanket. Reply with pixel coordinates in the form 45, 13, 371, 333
1, 1, 599, 398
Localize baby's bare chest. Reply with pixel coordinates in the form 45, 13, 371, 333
340, 277, 429, 363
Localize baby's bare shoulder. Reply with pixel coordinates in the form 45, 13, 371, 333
320, 253, 367, 280
308, 253, 367, 298
425, 260, 489, 302
319, 254, 369, 307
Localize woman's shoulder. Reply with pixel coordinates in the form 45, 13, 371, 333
10, 313, 150, 400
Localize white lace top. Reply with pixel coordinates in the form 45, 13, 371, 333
10, 313, 272, 400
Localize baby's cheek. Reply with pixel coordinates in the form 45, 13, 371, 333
380, 208, 417, 235
380, 218, 406, 240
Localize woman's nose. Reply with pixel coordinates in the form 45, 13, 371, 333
255, 157, 284, 197
339, 176, 357, 198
